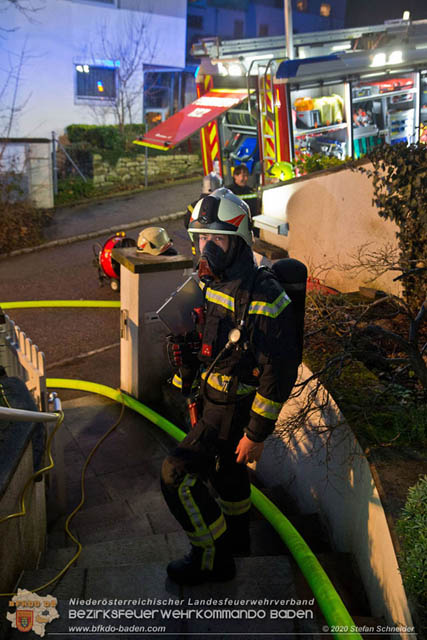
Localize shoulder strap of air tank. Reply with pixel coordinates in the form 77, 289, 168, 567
236, 265, 270, 327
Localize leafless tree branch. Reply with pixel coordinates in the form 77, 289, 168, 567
88, 13, 158, 130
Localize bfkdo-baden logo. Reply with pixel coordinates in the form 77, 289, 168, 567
7, 589, 59, 637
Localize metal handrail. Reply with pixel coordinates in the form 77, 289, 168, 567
0, 393, 62, 423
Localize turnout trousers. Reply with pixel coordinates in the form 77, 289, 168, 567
160, 395, 252, 570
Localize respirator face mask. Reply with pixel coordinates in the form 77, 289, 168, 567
197, 236, 238, 283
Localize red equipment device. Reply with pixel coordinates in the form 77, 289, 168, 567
93, 232, 137, 291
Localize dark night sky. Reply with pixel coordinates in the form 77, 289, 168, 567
345, 0, 427, 27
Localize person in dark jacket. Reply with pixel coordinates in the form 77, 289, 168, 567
226, 163, 258, 219
161, 187, 299, 585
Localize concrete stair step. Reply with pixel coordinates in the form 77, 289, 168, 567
45, 530, 189, 569
48, 513, 153, 547
47, 493, 182, 545
293, 551, 372, 618
8, 556, 298, 639
250, 482, 300, 516
45, 516, 293, 570
285, 513, 331, 553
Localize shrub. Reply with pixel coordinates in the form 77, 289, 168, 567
358, 142, 427, 308
56, 177, 95, 205
396, 475, 427, 627
0, 201, 51, 253
66, 123, 145, 153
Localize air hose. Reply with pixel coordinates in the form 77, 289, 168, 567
45, 378, 362, 640
0, 301, 120, 310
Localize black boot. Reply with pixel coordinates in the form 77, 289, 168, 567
166, 539, 235, 585
225, 512, 251, 556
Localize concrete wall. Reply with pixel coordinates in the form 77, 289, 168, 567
0, 444, 46, 594
1, 0, 187, 139
259, 164, 402, 296
256, 364, 414, 639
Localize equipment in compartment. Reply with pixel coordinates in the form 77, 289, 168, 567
352, 99, 383, 129
390, 92, 413, 104
352, 106, 374, 128
294, 97, 321, 129
313, 95, 344, 125
294, 93, 344, 129
307, 135, 346, 159
224, 133, 259, 175
353, 135, 382, 159
295, 135, 346, 160
352, 86, 372, 99
359, 77, 414, 95
295, 109, 321, 129
387, 109, 415, 144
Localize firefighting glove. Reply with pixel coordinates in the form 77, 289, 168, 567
167, 333, 201, 397
166, 332, 201, 369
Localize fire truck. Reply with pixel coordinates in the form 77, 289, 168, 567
134, 20, 427, 194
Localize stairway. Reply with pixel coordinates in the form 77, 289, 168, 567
1, 395, 386, 639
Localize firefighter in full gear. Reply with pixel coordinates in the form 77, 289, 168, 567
161, 187, 300, 585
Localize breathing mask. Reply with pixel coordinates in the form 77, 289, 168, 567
197, 237, 239, 283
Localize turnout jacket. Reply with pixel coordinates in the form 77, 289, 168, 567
196, 254, 299, 443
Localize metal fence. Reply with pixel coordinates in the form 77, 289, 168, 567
51, 131, 91, 195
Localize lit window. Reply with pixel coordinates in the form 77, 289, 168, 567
296, 0, 308, 11
75, 64, 117, 102
259, 24, 269, 37
320, 3, 331, 17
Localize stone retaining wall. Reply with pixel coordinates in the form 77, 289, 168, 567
93, 153, 201, 188
256, 364, 414, 638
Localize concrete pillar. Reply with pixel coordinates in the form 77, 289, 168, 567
112, 247, 193, 404
27, 141, 54, 209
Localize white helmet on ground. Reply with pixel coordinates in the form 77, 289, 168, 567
137, 227, 176, 255
188, 187, 253, 247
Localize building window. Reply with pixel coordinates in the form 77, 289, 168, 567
188, 14, 203, 29
296, 0, 308, 11
75, 64, 117, 102
233, 19, 244, 38
320, 3, 331, 17
259, 23, 269, 37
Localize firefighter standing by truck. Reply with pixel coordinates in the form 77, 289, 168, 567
226, 163, 258, 221
161, 187, 300, 585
